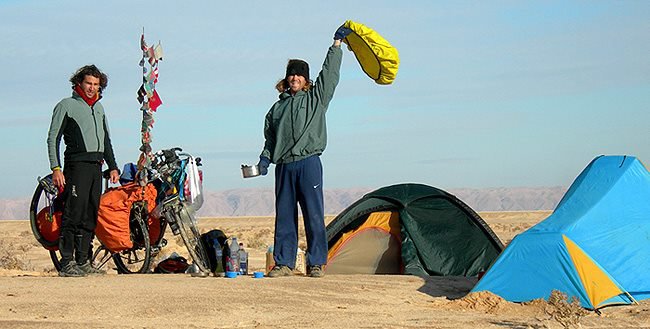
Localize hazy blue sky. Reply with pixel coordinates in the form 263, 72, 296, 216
1, 1, 648, 198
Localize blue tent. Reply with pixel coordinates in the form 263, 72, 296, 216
472, 155, 650, 309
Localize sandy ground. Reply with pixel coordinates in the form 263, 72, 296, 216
0, 211, 648, 329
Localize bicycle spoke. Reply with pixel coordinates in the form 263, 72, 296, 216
93, 246, 112, 269
176, 204, 209, 273
112, 202, 151, 274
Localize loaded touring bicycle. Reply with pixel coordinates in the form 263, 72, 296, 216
30, 147, 210, 274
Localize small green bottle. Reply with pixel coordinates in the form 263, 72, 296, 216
213, 239, 225, 277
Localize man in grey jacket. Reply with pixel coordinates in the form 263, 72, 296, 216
47, 64, 120, 277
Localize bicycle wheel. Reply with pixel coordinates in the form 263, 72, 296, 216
91, 244, 112, 270
29, 174, 59, 249
48, 250, 62, 271
29, 175, 64, 271
112, 202, 151, 274
176, 203, 209, 273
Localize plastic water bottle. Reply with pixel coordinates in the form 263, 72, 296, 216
213, 238, 225, 276
238, 243, 248, 275
265, 245, 274, 274
226, 237, 240, 273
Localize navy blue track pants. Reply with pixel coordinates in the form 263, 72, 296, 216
273, 155, 327, 268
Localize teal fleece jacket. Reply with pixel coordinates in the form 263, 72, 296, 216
47, 91, 118, 171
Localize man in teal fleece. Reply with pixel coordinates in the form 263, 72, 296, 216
47, 64, 120, 277
260, 26, 352, 278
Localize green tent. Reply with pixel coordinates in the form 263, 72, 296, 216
326, 183, 503, 276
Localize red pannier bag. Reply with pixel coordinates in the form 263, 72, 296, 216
35, 208, 63, 251
96, 183, 160, 253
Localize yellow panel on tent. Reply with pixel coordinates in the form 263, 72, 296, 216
326, 211, 402, 274
563, 235, 625, 308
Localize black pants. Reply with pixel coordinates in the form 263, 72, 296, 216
59, 161, 102, 266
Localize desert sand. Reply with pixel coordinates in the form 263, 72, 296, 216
0, 211, 648, 329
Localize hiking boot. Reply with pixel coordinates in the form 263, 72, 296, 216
77, 261, 106, 275
308, 265, 325, 278
58, 262, 87, 277
267, 265, 293, 278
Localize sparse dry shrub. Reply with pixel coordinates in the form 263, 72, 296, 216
0, 240, 34, 271
17, 244, 32, 252
545, 290, 589, 329
0, 253, 21, 270
247, 228, 272, 249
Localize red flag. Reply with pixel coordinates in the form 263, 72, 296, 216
148, 90, 162, 112
140, 34, 148, 51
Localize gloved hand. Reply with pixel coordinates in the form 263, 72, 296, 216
258, 156, 271, 176
333, 25, 353, 40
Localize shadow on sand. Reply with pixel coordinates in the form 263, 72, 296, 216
416, 275, 478, 300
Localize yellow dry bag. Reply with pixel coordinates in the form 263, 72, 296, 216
342, 20, 399, 85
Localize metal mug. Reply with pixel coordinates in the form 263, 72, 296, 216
241, 164, 260, 178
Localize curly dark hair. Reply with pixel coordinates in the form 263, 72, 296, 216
69, 65, 108, 93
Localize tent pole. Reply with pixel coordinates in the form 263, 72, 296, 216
624, 291, 639, 305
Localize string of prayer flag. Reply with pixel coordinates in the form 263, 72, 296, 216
136, 30, 163, 186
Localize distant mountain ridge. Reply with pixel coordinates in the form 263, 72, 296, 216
0, 186, 566, 220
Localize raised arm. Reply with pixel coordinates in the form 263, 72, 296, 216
309, 26, 352, 110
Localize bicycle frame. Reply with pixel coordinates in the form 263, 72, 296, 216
149, 149, 209, 274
